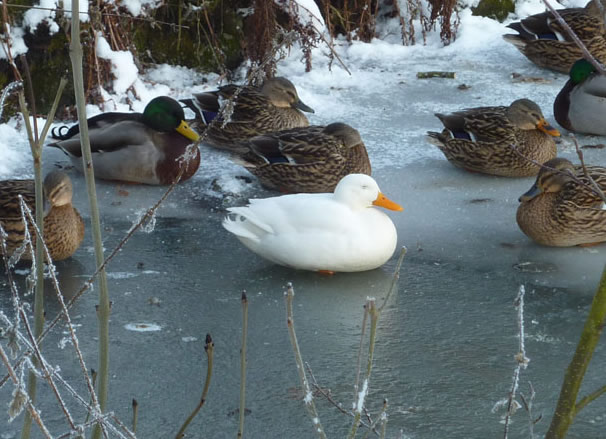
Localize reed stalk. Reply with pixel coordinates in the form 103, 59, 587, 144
68, 1, 111, 437
546, 265, 606, 438
16, 72, 66, 439
238, 292, 248, 438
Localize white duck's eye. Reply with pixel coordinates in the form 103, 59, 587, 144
361, 185, 368, 189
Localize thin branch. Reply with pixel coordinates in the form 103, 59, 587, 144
575, 383, 606, 414
238, 291, 248, 439
285, 283, 328, 439
175, 334, 214, 439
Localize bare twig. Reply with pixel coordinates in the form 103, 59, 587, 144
175, 334, 214, 439
572, 136, 606, 203
285, 283, 328, 439
238, 291, 248, 439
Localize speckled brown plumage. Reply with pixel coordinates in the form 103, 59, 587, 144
427, 99, 559, 177
181, 77, 314, 151
0, 171, 85, 261
503, 1, 606, 73
231, 122, 371, 193
517, 158, 606, 246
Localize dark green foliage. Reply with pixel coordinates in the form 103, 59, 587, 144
472, 0, 515, 22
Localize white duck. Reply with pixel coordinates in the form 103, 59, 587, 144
222, 174, 403, 272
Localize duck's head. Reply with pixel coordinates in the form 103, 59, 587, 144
507, 98, 560, 137
334, 174, 403, 211
261, 77, 314, 113
44, 171, 74, 207
569, 59, 597, 85
519, 158, 575, 202
323, 123, 363, 148
143, 96, 200, 142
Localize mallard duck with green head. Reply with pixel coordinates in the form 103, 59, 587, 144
181, 77, 314, 151
517, 157, 606, 246
503, 0, 606, 73
554, 58, 606, 135
427, 99, 560, 177
0, 171, 85, 261
49, 96, 200, 185
230, 122, 371, 193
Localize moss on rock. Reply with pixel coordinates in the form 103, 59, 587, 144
472, 0, 515, 22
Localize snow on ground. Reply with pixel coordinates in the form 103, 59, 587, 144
0, 0, 603, 186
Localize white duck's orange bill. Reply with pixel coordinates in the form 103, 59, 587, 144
372, 192, 403, 211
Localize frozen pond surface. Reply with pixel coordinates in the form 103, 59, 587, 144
2, 11, 606, 438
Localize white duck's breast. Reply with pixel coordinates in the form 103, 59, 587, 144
229, 196, 398, 272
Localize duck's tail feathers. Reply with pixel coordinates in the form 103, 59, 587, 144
223, 206, 274, 241
502, 34, 528, 49
426, 132, 447, 148
50, 125, 76, 140
181, 96, 219, 124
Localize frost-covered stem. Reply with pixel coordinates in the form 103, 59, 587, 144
503, 286, 529, 439
0, 345, 52, 438
69, 2, 111, 438
348, 299, 378, 439
19, 199, 100, 428
0, 146, 197, 391
16, 60, 66, 439
305, 362, 377, 434
541, 0, 606, 74
285, 283, 327, 439
16, 90, 41, 439
354, 302, 370, 398
16, 298, 77, 430
238, 291, 248, 439
519, 382, 537, 439
379, 399, 388, 439
175, 334, 214, 439
360, 398, 388, 439
546, 265, 606, 439
379, 247, 406, 312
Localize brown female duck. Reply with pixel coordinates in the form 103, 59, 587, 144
427, 99, 560, 177
181, 77, 314, 151
503, 0, 606, 73
517, 157, 606, 246
0, 171, 85, 261
231, 122, 371, 193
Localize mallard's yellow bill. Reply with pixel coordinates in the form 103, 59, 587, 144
537, 119, 560, 137
177, 120, 200, 141
372, 192, 403, 211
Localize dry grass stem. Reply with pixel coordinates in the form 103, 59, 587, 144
285, 283, 327, 439
238, 291, 249, 439
304, 362, 379, 435
572, 136, 606, 203
175, 334, 214, 439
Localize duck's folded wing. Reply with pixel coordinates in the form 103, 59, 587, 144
50, 120, 152, 157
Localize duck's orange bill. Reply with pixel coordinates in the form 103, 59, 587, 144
177, 120, 201, 141
372, 192, 403, 211
537, 119, 560, 137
